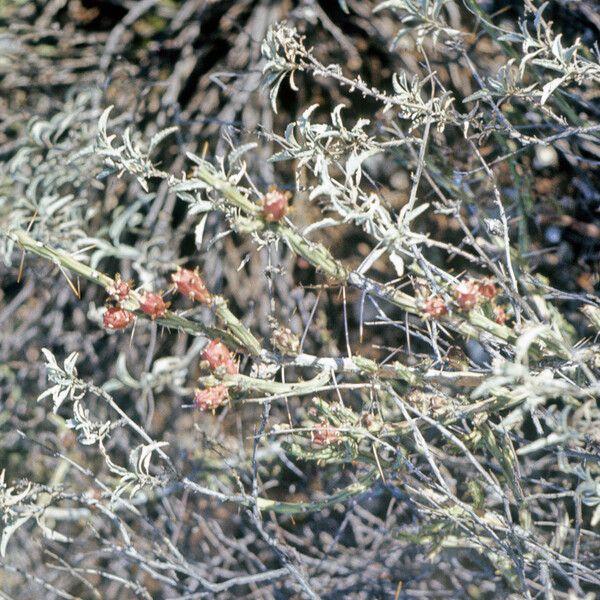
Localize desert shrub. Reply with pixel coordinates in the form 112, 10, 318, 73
1, 1, 600, 598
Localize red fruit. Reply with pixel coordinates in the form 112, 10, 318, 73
103, 306, 135, 330
454, 280, 481, 311
422, 296, 448, 319
139, 291, 167, 319
478, 279, 498, 300
194, 385, 229, 411
261, 186, 289, 222
202, 339, 238, 375
106, 274, 131, 301
311, 422, 341, 446
494, 306, 507, 325
171, 268, 211, 303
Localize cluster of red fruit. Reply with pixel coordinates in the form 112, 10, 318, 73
194, 339, 238, 411
102, 267, 211, 330
193, 384, 229, 412
422, 278, 506, 324
311, 421, 341, 446
102, 269, 237, 412
261, 186, 290, 223
103, 274, 137, 330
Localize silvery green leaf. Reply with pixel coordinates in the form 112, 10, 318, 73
52, 386, 69, 414
41, 348, 59, 370
515, 325, 548, 365
148, 126, 178, 154
268, 150, 295, 162
63, 352, 79, 377
551, 34, 563, 60
283, 121, 297, 142
122, 128, 134, 153
0, 476, 33, 508
389, 252, 405, 277
400, 202, 430, 224
186, 151, 211, 167
116, 354, 141, 390
109, 195, 152, 242
206, 229, 233, 250
188, 200, 214, 214
392, 71, 409, 95
131, 442, 169, 477
531, 59, 564, 72
172, 180, 209, 193
89, 239, 140, 268
411, 202, 430, 220
562, 40, 580, 63
96, 167, 116, 180
331, 104, 346, 129
540, 76, 565, 105
463, 89, 491, 103
175, 191, 196, 203
346, 149, 379, 182
44, 194, 74, 217
97, 106, 113, 136
519, 50, 542, 75
337, 0, 349, 13
357, 245, 387, 275
1, 515, 32, 557
300, 103, 320, 122
36, 385, 63, 406
194, 213, 208, 249
302, 218, 341, 236
498, 32, 524, 43
534, 2, 549, 34
228, 143, 258, 168
269, 72, 288, 114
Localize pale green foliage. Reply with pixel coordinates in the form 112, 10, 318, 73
0, 90, 102, 261
374, 0, 463, 47
2, 1, 600, 598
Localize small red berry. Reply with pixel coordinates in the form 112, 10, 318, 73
202, 339, 238, 375
171, 268, 211, 303
194, 385, 229, 411
454, 280, 481, 311
311, 422, 341, 446
103, 306, 135, 330
422, 296, 448, 319
261, 186, 290, 222
139, 291, 167, 319
478, 279, 498, 300
106, 274, 131, 301
494, 306, 507, 325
